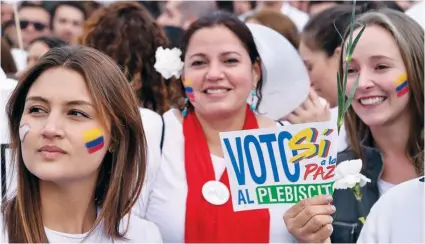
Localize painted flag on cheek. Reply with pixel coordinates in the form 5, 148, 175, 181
394, 73, 409, 97
83, 128, 104, 154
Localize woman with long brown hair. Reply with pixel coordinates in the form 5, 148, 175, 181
0, 45, 162, 242
286, 7, 424, 243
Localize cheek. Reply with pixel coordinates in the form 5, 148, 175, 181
82, 128, 107, 155
393, 73, 409, 98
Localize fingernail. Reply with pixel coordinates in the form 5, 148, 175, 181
331, 205, 336, 212
326, 195, 333, 201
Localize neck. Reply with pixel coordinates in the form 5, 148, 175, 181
40, 178, 98, 234
196, 107, 247, 157
369, 113, 411, 158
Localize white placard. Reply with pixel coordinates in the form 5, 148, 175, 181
220, 121, 338, 211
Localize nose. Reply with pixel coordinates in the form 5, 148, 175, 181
355, 71, 375, 91
41, 114, 65, 139
205, 61, 224, 81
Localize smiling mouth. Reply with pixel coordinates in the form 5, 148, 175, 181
358, 97, 387, 105
203, 88, 231, 94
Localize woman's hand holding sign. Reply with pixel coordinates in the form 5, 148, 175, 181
283, 195, 335, 243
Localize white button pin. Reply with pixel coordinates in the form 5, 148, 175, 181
202, 180, 230, 205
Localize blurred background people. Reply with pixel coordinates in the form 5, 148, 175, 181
26, 35, 67, 70
245, 9, 299, 48
1, 38, 18, 79
50, 1, 86, 44
17, 1, 51, 50
156, 0, 217, 30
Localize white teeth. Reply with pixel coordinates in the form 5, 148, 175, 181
206, 89, 228, 94
359, 97, 385, 105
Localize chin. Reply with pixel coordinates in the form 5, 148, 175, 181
196, 103, 242, 118
358, 114, 393, 127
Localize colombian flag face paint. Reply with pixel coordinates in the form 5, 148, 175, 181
83, 128, 104, 154
184, 78, 195, 102
394, 73, 408, 97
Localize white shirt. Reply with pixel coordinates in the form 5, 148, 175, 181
406, 1, 425, 30
280, 2, 309, 32
377, 178, 395, 197
357, 176, 424, 243
134, 108, 163, 218
0, 213, 162, 243
144, 109, 297, 243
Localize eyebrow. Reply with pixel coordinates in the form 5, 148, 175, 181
188, 51, 242, 59
25, 96, 94, 107
369, 55, 395, 62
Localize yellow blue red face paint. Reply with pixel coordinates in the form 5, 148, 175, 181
19, 124, 30, 142
83, 128, 104, 154
394, 73, 408, 97
184, 78, 195, 102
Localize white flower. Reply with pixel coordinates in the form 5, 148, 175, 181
333, 159, 371, 190
154, 47, 184, 79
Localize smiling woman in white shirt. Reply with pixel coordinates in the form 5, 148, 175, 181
145, 11, 334, 243
0, 46, 162, 243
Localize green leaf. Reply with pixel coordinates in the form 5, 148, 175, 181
343, 74, 360, 114
342, 61, 350, 96
348, 24, 366, 56
337, 72, 344, 119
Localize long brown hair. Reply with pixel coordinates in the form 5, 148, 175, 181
80, 1, 183, 114
340, 9, 424, 174
2, 46, 147, 242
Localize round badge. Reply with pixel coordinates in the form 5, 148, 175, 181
202, 180, 230, 205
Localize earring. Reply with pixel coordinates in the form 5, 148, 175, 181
250, 89, 256, 111
182, 97, 189, 117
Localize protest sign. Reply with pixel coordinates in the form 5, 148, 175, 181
220, 121, 338, 211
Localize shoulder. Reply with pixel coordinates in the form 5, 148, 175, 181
139, 108, 162, 124
376, 176, 423, 205
358, 177, 424, 243
256, 115, 278, 128
121, 214, 162, 243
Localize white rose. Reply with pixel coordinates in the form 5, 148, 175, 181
333, 159, 371, 190
154, 47, 184, 79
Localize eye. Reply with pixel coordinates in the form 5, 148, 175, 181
28, 106, 46, 114
375, 64, 389, 70
68, 109, 89, 118
225, 58, 239, 64
347, 67, 357, 74
191, 60, 205, 66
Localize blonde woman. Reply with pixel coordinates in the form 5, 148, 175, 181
288, 8, 424, 243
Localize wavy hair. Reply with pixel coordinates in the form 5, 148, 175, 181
80, 1, 183, 114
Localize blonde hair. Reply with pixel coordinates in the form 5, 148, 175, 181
341, 9, 424, 175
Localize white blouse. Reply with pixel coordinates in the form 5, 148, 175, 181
358, 177, 424, 243
144, 109, 297, 243
0, 213, 162, 243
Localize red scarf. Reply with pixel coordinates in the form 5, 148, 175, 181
184, 105, 270, 243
